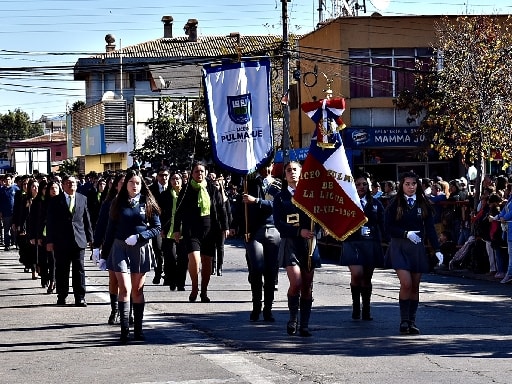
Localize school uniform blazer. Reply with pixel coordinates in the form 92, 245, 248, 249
46, 192, 93, 249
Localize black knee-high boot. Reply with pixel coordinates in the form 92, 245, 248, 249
408, 299, 420, 334
287, 295, 300, 335
350, 284, 361, 319
250, 277, 262, 322
361, 285, 373, 321
108, 293, 119, 325
118, 300, 130, 342
399, 299, 410, 334
129, 296, 134, 325
262, 281, 275, 322
299, 298, 313, 337
133, 302, 145, 341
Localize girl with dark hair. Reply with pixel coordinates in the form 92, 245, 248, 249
27, 180, 48, 287
341, 172, 385, 321
92, 172, 126, 325
173, 161, 230, 303
103, 169, 161, 342
384, 171, 442, 335
273, 161, 319, 337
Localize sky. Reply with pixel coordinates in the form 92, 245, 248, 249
1, 0, 511, 121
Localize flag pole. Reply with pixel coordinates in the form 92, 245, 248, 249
307, 220, 314, 271
243, 176, 250, 243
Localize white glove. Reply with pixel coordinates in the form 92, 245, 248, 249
92, 248, 100, 264
98, 259, 107, 271
406, 231, 422, 244
435, 251, 444, 265
125, 234, 138, 246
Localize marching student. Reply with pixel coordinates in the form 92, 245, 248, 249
273, 161, 319, 337
384, 171, 442, 335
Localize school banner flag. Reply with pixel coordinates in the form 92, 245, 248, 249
202, 59, 274, 174
293, 97, 367, 241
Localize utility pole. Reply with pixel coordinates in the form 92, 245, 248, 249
281, 0, 291, 165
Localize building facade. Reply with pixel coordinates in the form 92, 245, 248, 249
293, 15, 465, 181
72, 17, 284, 173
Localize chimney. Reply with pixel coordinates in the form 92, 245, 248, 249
161, 15, 174, 38
184, 19, 198, 42
229, 32, 240, 45
105, 34, 116, 52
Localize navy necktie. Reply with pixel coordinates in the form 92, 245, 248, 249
407, 197, 414, 207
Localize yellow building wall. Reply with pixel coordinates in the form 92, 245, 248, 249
84, 153, 128, 174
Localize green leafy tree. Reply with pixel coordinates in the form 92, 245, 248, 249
131, 97, 210, 170
58, 158, 80, 175
395, 15, 512, 201
0, 109, 44, 150
71, 101, 86, 112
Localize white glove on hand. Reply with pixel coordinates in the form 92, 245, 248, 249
435, 251, 444, 265
125, 234, 138, 246
92, 248, 100, 264
98, 259, 107, 271
406, 231, 422, 244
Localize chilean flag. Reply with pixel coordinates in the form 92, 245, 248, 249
293, 97, 367, 241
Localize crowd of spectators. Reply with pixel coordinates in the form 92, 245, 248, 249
371, 173, 512, 282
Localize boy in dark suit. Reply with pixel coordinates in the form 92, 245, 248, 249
46, 174, 93, 306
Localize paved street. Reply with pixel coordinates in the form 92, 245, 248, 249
1, 239, 511, 384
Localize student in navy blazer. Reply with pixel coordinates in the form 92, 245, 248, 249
46, 174, 93, 307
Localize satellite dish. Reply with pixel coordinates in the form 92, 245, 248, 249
371, 0, 390, 11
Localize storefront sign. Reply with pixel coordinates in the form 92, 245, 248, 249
343, 127, 426, 147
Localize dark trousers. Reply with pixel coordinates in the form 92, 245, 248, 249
152, 234, 163, 277
54, 245, 86, 301
246, 226, 280, 307
163, 238, 188, 288
212, 227, 225, 271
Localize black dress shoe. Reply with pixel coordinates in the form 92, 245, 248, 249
217, 268, 222, 276
169, 283, 176, 291
189, 293, 198, 302
299, 328, 312, 337
56, 298, 66, 306
75, 299, 87, 307
399, 321, 410, 335
47, 284, 55, 294
177, 286, 185, 291
249, 310, 260, 322
262, 308, 275, 322
200, 293, 211, 303
152, 275, 161, 285
408, 322, 420, 335
134, 331, 145, 341
287, 320, 297, 335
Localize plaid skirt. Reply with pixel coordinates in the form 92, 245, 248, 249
385, 237, 429, 273
107, 238, 153, 273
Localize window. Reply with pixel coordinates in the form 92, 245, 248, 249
55, 151, 62, 157
351, 108, 420, 128
103, 162, 121, 172
349, 48, 433, 98
115, 73, 134, 91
